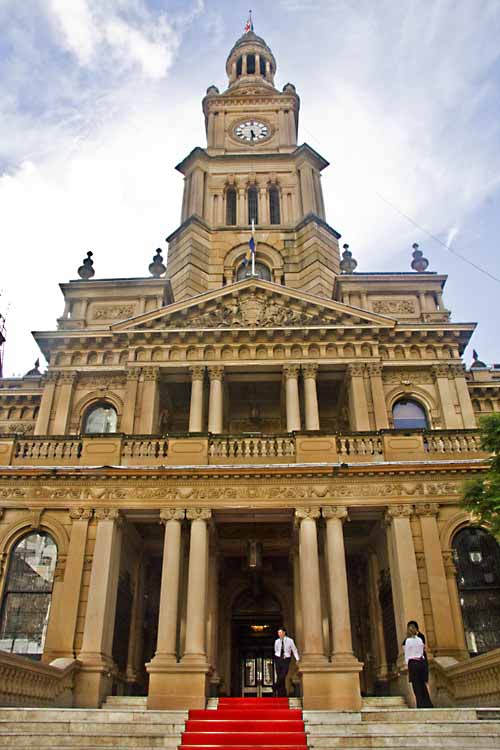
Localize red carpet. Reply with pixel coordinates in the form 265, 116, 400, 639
180, 697, 307, 750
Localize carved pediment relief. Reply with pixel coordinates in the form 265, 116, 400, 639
112, 279, 396, 332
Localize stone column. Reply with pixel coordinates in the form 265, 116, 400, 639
295, 508, 325, 663
189, 366, 205, 432
449, 364, 477, 428
385, 505, 424, 647
237, 187, 246, 225
258, 186, 268, 224
366, 364, 389, 429
323, 507, 356, 661
34, 371, 58, 435
121, 368, 141, 434
43, 508, 93, 662
126, 551, 146, 687
284, 364, 301, 432
147, 508, 185, 709
303, 363, 320, 430
206, 531, 220, 694
182, 509, 211, 665
53, 371, 77, 434
346, 364, 370, 431
75, 509, 123, 708
442, 550, 468, 655
432, 364, 461, 429
207, 366, 224, 434
139, 367, 160, 433
367, 550, 389, 683
416, 504, 460, 654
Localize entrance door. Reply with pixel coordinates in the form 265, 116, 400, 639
230, 586, 282, 697
241, 646, 275, 697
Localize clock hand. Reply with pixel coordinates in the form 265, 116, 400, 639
250, 129, 256, 140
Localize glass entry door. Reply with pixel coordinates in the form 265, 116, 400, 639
241, 648, 275, 697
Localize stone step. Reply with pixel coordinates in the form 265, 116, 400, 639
0, 734, 180, 747
306, 720, 500, 735
0, 708, 187, 723
360, 708, 479, 723
0, 721, 184, 735
362, 697, 407, 708
101, 697, 148, 710
308, 738, 499, 748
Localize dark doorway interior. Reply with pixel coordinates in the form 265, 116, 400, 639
230, 585, 282, 697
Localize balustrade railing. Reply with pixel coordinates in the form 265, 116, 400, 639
209, 435, 295, 460
0, 428, 487, 467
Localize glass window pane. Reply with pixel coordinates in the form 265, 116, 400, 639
269, 187, 281, 225
248, 187, 258, 225
237, 261, 271, 282
84, 404, 117, 433
392, 399, 427, 429
0, 532, 57, 657
226, 188, 236, 226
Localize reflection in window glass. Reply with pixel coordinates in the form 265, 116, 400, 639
84, 404, 118, 433
0, 533, 57, 658
237, 261, 272, 282
392, 399, 428, 429
453, 527, 500, 654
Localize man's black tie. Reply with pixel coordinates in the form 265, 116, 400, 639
280, 638, 285, 658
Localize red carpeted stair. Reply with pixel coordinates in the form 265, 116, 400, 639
180, 697, 307, 750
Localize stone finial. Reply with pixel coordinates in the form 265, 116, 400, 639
339, 244, 357, 274
77, 251, 95, 280
471, 349, 487, 368
149, 248, 166, 278
24, 358, 41, 377
411, 243, 429, 272
206, 85, 220, 95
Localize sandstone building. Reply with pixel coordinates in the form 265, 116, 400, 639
0, 28, 499, 711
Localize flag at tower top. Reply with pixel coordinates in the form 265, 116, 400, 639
244, 11, 253, 33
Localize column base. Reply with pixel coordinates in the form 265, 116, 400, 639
73, 653, 115, 708
300, 657, 363, 710
146, 661, 209, 710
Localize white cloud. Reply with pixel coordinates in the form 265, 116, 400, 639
49, 0, 99, 65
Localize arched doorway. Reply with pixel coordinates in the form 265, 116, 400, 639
230, 586, 282, 697
452, 526, 500, 654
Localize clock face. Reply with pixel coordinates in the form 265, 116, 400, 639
234, 120, 269, 142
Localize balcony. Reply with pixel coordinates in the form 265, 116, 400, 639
0, 429, 487, 468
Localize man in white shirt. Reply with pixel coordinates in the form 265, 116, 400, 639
273, 627, 299, 697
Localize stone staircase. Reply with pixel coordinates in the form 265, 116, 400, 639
0, 697, 499, 749
304, 704, 500, 749
0, 703, 187, 748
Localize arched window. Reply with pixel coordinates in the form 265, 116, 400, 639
269, 186, 281, 224
0, 532, 57, 658
237, 261, 272, 281
236, 56, 242, 77
452, 527, 500, 654
392, 399, 428, 429
248, 186, 258, 225
83, 402, 118, 434
246, 54, 255, 74
226, 187, 237, 226
259, 56, 266, 76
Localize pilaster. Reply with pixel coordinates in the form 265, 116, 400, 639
347, 364, 370, 431
139, 367, 160, 434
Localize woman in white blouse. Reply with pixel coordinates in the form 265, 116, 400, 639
403, 622, 433, 708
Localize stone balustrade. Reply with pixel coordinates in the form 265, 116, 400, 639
209, 435, 295, 463
431, 648, 500, 707
0, 652, 79, 707
0, 429, 488, 468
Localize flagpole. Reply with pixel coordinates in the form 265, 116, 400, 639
251, 219, 256, 276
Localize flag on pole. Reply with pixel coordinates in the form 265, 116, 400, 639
243, 220, 257, 273
244, 11, 253, 33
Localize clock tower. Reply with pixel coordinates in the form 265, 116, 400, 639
166, 27, 341, 302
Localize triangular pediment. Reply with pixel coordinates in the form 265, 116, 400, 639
111, 279, 397, 332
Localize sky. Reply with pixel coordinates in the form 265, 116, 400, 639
1, 0, 500, 376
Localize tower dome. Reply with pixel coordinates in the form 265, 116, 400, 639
225, 30, 277, 89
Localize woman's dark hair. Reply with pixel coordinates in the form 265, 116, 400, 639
407, 620, 419, 629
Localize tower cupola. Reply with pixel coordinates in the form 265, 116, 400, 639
225, 30, 277, 89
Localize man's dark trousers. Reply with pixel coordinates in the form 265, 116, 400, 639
274, 656, 291, 697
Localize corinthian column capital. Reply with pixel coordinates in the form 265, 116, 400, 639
283, 364, 300, 380
415, 502, 440, 517
295, 506, 321, 521
207, 365, 224, 382
186, 508, 212, 521
322, 505, 349, 522
384, 504, 414, 525
160, 508, 185, 523
189, 365, 205, 381
302, 363, 319, 379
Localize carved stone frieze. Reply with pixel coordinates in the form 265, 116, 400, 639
382, 370, 433, 385
5, 423, 34, 434
78, 375, 126, 389
92, 305, 136, 320
372, 299, 416, 315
